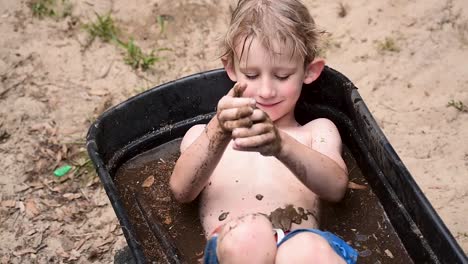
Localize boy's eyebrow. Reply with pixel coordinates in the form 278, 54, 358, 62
239, 66, 298, 72
239, 66, 259, 72
272, 66, 298, 72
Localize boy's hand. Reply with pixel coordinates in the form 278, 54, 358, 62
231, 109, 282, 156
216, 83, 256, 133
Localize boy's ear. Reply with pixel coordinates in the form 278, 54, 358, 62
222, 57, 237, 82
303, 58, 325, 84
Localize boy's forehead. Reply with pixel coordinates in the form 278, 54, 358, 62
233, 36, 302, 65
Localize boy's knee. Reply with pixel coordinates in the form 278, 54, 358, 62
276, 233, 345, 264
217, 214, 276, 263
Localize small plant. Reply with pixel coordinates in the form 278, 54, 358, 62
84, 13, 119, 43
121, 39, 161, 71
30, 0, 72, 18
156, 14, 174, 34
376, 37, 400, 53
84, 13, 168, 71
30, 0, 55, 18
447, 100, 467, 112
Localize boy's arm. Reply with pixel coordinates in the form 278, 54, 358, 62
170, 83, 255, 203
170, 118, 231, 203
232, 112, 348, 202
276, 119, 348, 202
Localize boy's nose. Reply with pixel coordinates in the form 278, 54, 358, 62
258, 78, 277, 99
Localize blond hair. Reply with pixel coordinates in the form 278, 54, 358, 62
221, 0, 320, 66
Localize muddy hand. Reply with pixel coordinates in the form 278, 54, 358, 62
216, 83, 256, 133
231, 109, 282, 156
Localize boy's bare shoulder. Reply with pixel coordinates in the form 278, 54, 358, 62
180, 124, 205, 152
302, 118, 347, 171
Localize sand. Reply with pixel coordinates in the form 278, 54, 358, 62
0, 0, 466, 262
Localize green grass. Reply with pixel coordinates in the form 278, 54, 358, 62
30, 0, 72, 19
447, 100, 466, 112
84, 13, 119, 43
84, 13, 169, 71
120, 39, 160, 70
376, 37, 400, 53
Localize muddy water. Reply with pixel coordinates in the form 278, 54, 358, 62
114, 139, 413, 263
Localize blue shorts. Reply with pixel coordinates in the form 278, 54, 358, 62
203, 228, 358, 264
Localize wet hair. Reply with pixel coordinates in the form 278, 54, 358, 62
221, 0, 321, 66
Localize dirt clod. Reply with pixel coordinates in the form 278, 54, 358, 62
218, 212, 229, 221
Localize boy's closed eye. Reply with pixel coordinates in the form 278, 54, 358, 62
243, 73, 291, 81
244, 73, 258, 80
275, 75, 290, 80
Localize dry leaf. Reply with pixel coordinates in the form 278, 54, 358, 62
1, 254, 11, 264
74, 238, 87, 251
57, 248, 70, 258
384, 249, 394, 258
141, 176, 155, 188
25, 200, 40, 217
88, 88, 109, 96
17, 201, 25, 213
30, 123, 45, 132
68, 249, 81, 261
348, 181, 368, 190
41, 199, 60, 207
63, 193, 82, 201
15, 184, 31, 192
97, 237, 114, 248
1, 200, 16, 208
164, 216, 172, 225
12, 248, 36, 257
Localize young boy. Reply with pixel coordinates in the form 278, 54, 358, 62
170, 0, 358, 263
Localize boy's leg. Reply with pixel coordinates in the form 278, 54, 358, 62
275, 232, 346, 264
216, 213, 277, 264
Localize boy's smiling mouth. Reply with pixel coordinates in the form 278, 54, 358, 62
257, 101, 281, 108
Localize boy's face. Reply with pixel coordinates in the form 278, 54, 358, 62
224, 37, 323, 127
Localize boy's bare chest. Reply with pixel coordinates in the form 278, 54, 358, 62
199, 141, 320, 235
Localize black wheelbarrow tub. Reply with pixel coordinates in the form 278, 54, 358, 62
86, 67, 467, 263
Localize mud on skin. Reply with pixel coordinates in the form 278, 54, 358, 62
267, 204, 317, 231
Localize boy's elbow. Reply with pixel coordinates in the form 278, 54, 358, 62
325, 175, 348, 203
169, 178, 196, 203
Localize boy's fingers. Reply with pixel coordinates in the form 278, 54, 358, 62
227, 83, 239, 97
218, 96, 256, 110
233, 133, 275, 148
250, 109, 268, 122
218, 106, 254, 121
232, 123, 271, 138
233, 83, 247, 97
227, 83, 248, 97
223, 118, 253, 130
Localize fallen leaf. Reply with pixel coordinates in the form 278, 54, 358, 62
15, 184, 31, 192
141, 176, 155, 188
348, 181, 368, 190
74, 238, 87, 251
41, 199, 61, 207
68, 249, 80, 261
12, 248, 37, 257
1, 200, 16, 208
1, 254, 11, 264
88, 88, 109, 96
63, 193, 82, 201
25, 200, 40, 217
97, 237, 114, 248
17, 201, 25, 213
164, 216, 172, 225
384, 249, 394, 258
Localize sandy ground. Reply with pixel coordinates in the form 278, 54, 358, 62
0, 0, 467, 262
